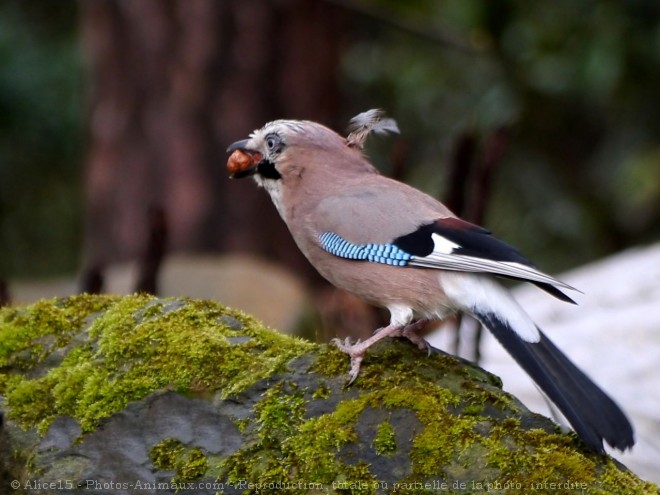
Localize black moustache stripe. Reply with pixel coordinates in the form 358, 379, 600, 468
257, 159, 282, 180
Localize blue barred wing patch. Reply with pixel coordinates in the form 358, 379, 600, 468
318, 232, 412, 266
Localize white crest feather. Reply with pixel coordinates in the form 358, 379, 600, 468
346, 109, 400, 149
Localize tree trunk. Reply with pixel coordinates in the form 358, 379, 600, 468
79, 0, 344, 281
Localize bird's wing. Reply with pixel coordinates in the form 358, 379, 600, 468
310, 177, 450, 245
312, 180, 577, 302
398, 217, 579, 301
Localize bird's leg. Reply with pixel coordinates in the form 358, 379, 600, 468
394, 319, 433, 355
332, 323, 405, 384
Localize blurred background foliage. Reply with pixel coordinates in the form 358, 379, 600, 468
0, 0, 83, 277
341, 0, 660, 270
1, 0, 659, 280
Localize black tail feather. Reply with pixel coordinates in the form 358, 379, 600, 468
475, 311, 634, 453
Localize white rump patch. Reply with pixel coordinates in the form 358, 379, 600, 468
442, 272, 540, 343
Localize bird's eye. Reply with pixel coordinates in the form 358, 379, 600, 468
265, 134, 281, 152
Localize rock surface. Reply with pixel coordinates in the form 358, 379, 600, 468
1, 295, 658, 494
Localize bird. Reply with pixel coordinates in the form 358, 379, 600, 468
226, 109, 634, 454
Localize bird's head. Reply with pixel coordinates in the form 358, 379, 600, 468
226, 109, 399, 184
226, 119, 340, 182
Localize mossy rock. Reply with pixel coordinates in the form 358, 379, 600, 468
0, 294, 657, 494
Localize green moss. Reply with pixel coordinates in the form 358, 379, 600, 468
2, 295, 658, 494
0, 294, 119, 370
312, 381, 331, 400
282, 397, 367, 480
596, 458, 660, 495
254, 382, 306, 446
150, 438, 208, 483
408, 395, 479, 477
219, 380, 476, 490
221, 388, 397, 492
461, 402, 485, 416
150, 437, 183, 468
0, 294, 313, 434
372, 421, 396, 456
311, 344, 351, 378
339, 462, 378, 494
234, 417, 252, 433
460, 380, 520, 414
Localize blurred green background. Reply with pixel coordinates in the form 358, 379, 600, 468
1, 0, 659, 281
0, 0, 82, 277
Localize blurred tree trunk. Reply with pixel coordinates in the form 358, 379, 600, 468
79, 0, 344, 281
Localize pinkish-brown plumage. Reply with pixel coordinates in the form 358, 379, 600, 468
226, 110, 634, 453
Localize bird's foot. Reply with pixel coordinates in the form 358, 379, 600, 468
395, 319, 433, 356
331, 337, 366, 385
332, 323, 404, 384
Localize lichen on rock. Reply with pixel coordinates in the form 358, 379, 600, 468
0, 294, 658, 494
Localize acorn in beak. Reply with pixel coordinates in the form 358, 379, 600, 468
226, 139, 263, 178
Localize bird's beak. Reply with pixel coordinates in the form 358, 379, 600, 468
226, 139, 263, 178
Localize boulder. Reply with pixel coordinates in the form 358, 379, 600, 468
0, 295, 657, 494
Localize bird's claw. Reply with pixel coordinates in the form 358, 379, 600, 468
345, 355, 363, 386
410, 334, 432, 357
331, 336, 362, 353
332, 337, 366, 385
392, 323, 432, 356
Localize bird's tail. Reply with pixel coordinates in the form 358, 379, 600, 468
474, 311, 634, 453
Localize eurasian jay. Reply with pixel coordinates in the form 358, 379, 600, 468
226, 109, 634, 453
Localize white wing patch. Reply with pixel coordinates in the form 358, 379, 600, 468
431, 233, 461, 254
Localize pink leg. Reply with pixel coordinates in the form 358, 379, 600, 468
395, 319, 433, 355
331, 323, 405, 384
332, 319, 434, 383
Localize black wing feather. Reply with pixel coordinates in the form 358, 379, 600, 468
394, 218, 577, 303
